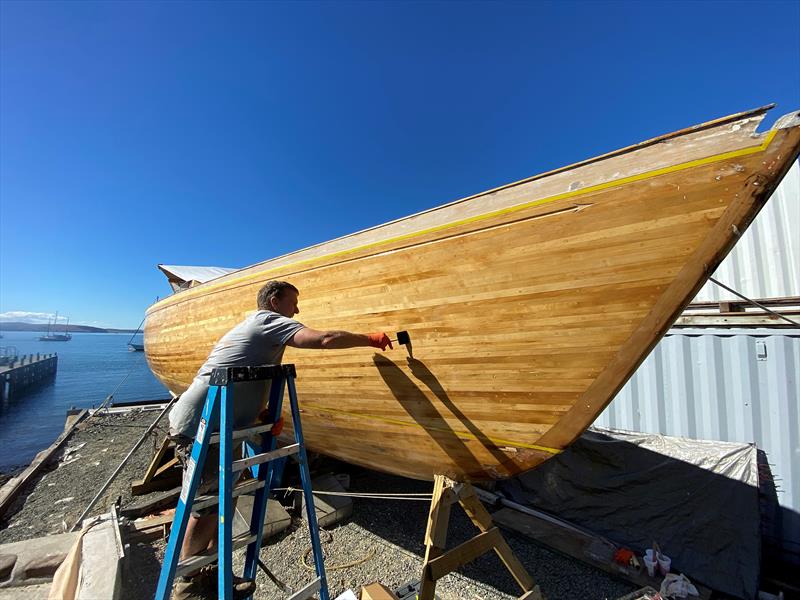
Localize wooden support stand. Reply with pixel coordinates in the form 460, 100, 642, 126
131, 435, 181, 495
419, 475, 545, 600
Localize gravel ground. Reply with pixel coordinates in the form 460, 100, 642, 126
0, 409, 170, 543
124, 469, 635, 600
1, 410, 636, 599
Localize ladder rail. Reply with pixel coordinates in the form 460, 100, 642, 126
155, 364, 329, 600
243, 372, 286, 586
287, 576, 323, 600
218, 384, 234, 599
154, 386, 220, 599
288, 375, 330, 600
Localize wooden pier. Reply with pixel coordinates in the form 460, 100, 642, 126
0, 353, 58, 401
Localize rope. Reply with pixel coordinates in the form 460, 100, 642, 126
273, 487, 433, 501
92, 362, 139, 416
299, 529, 376, 572
126, 315, 147, 346
92, 312, 155, 415
301, 546, 376, 571
708, 277, 800, 327
277, 484, 430, 574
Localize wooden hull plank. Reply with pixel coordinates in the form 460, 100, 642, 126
145, 108, 800, 481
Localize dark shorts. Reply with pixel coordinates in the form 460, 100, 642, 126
171, 434, 243, 517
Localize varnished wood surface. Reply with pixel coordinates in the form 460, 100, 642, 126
145, 108, 800, 481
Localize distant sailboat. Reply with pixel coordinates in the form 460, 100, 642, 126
127, 314, 147, 351
39, 312, 72, 342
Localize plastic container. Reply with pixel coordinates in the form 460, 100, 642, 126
643, 553, 657, 577
658, 553, 672, 575
643, 549, 671, 577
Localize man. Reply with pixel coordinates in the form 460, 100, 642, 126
168, 280, 392, 600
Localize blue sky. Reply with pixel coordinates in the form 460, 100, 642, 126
1, 1, 798, 329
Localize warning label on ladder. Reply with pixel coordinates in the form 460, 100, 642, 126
180, 457, 196, 504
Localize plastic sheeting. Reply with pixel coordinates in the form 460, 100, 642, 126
157, 264, 237, 283
157, 264, 238, 292
498, 428, 761, 599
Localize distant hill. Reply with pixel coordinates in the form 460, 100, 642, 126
0, 322, 138, 334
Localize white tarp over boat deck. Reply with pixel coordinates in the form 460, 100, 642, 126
157, 264, 238, 293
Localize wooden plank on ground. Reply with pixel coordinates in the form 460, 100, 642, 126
127, 512, 176, 542
518, 589, 546, 600
132, 512, 175, 531
121, 486, 181, 519
491, 507, 712, 600
131, 458, 181, 495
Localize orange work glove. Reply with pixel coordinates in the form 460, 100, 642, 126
367, 332, 393, 351
257, 410, 283, 432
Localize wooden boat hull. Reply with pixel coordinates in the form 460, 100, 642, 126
145, 107, 800, 481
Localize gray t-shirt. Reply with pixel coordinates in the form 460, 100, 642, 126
168, 310, 305, 437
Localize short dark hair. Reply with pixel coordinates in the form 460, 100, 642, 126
257, 281, 299, 310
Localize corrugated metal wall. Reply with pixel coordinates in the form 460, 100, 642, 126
593, 162, 800, 561
594, 329, 800, 563
694, 160, 799, 302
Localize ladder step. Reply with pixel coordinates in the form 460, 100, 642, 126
209, 422, 276, 444
192, 479, 266, 513
287, 576, 322, 600
232, 443, 300, 473
176, 532, 258, 577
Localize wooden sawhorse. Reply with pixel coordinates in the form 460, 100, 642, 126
419, 474, 545, 600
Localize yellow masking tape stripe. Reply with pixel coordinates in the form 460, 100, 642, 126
150, 129, 778, 313
304, 403, 563, 455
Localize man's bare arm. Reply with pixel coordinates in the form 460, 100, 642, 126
288, 328, 392, 350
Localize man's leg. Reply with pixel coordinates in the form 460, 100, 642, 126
172, 510, 217, 598
181, 513, 217, 568
171, 435, 255, 598
203, 497, 239, 553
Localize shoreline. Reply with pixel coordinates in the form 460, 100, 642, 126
0, 330, 139, 335
0, 408, 167, 544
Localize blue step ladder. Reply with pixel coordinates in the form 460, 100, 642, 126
155, 364, 330, 600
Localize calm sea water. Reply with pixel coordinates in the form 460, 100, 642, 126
0, 331, 169, 470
